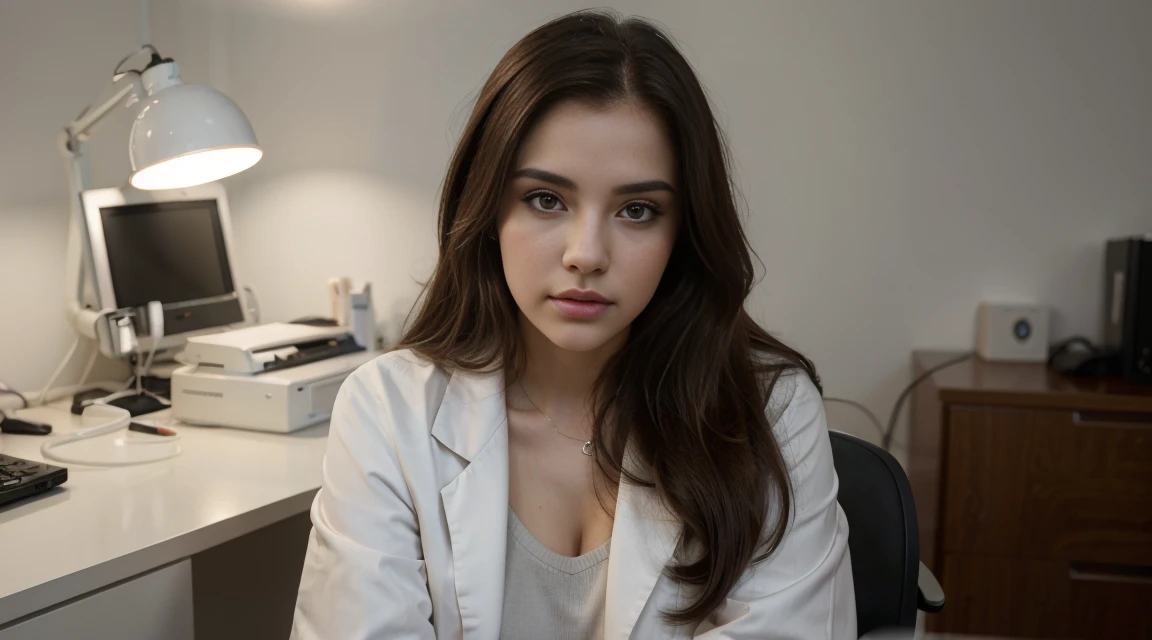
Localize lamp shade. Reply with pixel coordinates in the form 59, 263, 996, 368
129, 63, 262, 190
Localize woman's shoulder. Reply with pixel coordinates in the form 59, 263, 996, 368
338, 348, 453, 421
756, 352, 820, 421
766, 368, 821, 418
345, 348, 445, 388
764, 367, 826, 461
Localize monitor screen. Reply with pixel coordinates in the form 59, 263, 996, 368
99, 199, 235, 308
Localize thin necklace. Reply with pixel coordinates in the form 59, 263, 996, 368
516, 379, 594, 456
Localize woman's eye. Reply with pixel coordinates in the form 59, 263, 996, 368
525, 192, 565, 212
619, 202, 658, 223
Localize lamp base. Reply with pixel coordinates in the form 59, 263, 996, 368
105, 393, 169, 417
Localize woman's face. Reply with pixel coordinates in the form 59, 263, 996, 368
498, 99, 681, 354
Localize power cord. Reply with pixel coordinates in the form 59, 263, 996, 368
35, 338, 81, 406
242, 284, 261, 323
0, 384, 29, 409
1047, 335, 1097, 366
881, 352, 974, 451
32, 310, 115, 407
823, 397, 885, 440
112, 44, 159, 78
77, 346, 99, 390
40, 404, 182, 467
823, 352, 974, 450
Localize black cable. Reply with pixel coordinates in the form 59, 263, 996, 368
1046, 335, 1097, 366
823, 397, 886, 440
112, 44, 159, 77
882, 352, 974, 451
0, 386, 30, 409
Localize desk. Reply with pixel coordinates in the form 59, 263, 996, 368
0, 403, 327, 638
909, 351, 1152, 639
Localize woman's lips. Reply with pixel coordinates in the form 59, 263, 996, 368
548, 297, 612, 319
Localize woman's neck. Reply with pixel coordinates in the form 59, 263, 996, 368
514, 314, 627, 423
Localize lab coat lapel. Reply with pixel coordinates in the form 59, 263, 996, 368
605, 447, 682, 640
430, 366, 507, 462
433, 367, 509, 640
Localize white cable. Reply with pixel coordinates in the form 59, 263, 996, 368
134, 335, 148, 396
242, 284, 261, 324
43, 405, 129, 450
138, 0, 151, 49
142, 341, 159, 378
40, 404, 182, 467
78, 309, 113, 391
141, 300, 163, 377
36, 337, 81, 407
43, 309, 115, 404
77, 345, 99, 390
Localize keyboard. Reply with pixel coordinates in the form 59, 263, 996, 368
0, 454, 67, 508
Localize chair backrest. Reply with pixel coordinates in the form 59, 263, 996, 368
828, 430, 920, 636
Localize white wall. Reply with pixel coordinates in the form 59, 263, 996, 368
149, 0, 579, 340
3, 1, 1150, 454
0, 0, 146, 400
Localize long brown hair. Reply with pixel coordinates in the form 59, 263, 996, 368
398, 9, 819, 626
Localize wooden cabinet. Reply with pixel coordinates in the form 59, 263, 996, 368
909, 351, 1152, 638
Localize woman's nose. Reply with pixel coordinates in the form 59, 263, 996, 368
561, 211, 609, 274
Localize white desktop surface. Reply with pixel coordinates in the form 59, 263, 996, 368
0, 403, 328, 627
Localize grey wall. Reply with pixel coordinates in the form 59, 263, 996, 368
3, 0, 1150, 452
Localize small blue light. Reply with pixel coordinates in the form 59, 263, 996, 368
1013, 319, 1031, 342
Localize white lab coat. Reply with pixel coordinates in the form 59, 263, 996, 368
291, 349, 856, 640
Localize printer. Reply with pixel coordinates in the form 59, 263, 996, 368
171, 323, 378, 433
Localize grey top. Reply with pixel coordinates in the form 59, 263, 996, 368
500, 509, 611, 640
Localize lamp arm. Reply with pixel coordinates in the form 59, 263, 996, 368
62, 74, 143, 154
60, 72, 144, 357
62, 142, 109, 348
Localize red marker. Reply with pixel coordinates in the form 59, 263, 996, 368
128, 422, 178, 437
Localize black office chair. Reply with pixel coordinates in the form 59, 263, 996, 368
828, 430, 945, 638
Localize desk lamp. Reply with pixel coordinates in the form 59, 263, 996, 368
61, 45, 262, 414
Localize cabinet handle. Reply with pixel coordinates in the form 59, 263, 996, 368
1069, 562, 1152, 585
1072, 410, 1152, 430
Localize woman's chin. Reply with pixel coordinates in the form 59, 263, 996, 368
538, 322, 625, 354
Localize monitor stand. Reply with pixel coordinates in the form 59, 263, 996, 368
70, 387, 170, 417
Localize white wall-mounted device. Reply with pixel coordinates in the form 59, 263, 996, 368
976, 302, 1050, 363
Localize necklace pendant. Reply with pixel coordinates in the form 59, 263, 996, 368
581, 441, 593, 456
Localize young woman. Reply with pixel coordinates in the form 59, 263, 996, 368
292, 10, 855, 640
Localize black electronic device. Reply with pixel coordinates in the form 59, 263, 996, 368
0, 417, 52, 436
0, 453, 67, 508
1104, 237, 1152, 384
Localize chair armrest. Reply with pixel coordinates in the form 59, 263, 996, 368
917, 561, 945, 613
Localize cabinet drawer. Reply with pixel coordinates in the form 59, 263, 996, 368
942, 406, 1152, 564
933, 553, 1152, 639
0, 561, 193, 640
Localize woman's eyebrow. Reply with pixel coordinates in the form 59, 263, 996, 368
613, 180, 675, 195
511, 167, 676, 195
511, 168, 576, 190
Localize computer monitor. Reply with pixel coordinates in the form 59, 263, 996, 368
79, 183, 248, 356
